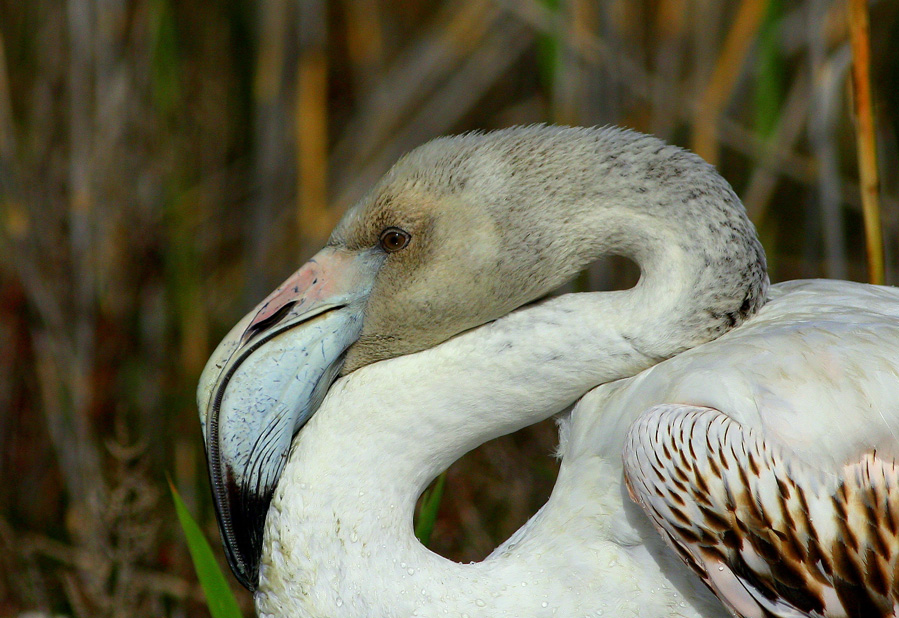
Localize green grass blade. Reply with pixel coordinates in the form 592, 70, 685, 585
150, 0, 181, 114
754, 0, 784, 139
536, 0, 562, 95
414, 472, 446, 546
169, 480, 244, 618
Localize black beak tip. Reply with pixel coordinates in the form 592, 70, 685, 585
211, 472, 273, 593
224, 539, 259, 592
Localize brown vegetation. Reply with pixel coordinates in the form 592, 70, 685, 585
1, 0, 897, 615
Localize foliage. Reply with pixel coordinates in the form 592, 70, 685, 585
415, 473, 447, 546
170, 481, 243, 618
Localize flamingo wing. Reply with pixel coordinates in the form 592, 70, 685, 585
624, 404, 899, 618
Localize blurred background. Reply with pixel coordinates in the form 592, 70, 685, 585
1, 0, 898, 615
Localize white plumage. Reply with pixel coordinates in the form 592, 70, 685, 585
255, 280, 899, 618
198, 126, 899, 618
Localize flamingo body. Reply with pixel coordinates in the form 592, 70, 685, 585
256, 280, 899, 617
196, 126, 899, 617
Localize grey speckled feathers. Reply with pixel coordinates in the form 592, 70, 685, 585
331, 125, 768, 371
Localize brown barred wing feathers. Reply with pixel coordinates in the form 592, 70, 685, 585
623, 405, 899, 618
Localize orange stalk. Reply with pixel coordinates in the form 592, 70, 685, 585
296, 47, 331, 245
692, 0, 767, 165
847, 0, 884, 284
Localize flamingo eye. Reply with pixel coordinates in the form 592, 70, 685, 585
379, 228, 411, 253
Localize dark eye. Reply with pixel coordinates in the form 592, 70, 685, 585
379, 227, 411, 253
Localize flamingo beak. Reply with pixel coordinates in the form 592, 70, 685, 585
197, 246, 382, 591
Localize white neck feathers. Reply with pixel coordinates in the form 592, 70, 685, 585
257, 127, 766, 617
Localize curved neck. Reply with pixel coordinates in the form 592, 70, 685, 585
259, 288, 723, 616
258, 132, 767, 616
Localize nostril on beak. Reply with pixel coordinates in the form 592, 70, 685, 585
243, 301, 297, 342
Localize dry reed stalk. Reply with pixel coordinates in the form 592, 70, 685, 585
651, 0, 688, 138
552, 0, 580, 125
809, 3, 853, 279
847, 0, 884, 284
23, 530, 207, 603
331, 0, 499, 187
743, 70, 811, 222
333, 18, 532, 212
0, 26, 28, 254
0, 28, 15, 167
498, 0, 653, 99
691, 0, 767, 165
249, 0, 294, 297
343, 0, 385, 94
716, 113, 899, 228
170, 190, 211, 379
566, 0, 601, 125
692, 1, 725, 86
254, 0, 289, 105
62, 0, 106, 511
581, 1, 622, 126
296, 0, 332, 245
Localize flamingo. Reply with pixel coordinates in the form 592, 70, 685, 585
198, 125, 899, 617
